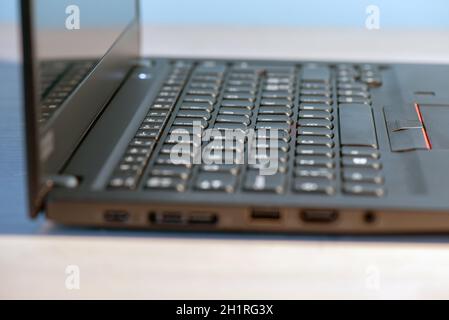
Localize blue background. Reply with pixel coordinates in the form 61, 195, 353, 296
1, 0, 449, 28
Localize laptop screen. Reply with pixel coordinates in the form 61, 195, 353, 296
35, 0, 137, 123
22, 0, 140, 215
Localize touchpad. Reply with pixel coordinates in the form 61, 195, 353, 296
420, 105, 449, 149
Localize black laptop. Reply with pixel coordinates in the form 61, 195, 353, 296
21, 0, 449, 233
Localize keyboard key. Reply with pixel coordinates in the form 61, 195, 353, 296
301, 83, 331, 90
338, 90, 371, 98
150, 165, 191, 179
342, 157, 382, 170
252, 139, 290, 152
140, 123, 164, 131
343, 168, 384, 184
293, 178, 335, 195
262, 91, 293, 99
294, 168, 335, 180
299, 103, 333, 112
200, 164, 241, 175
177, 110, 211, 120
214, 123, 249, 132
300, 89, 332, 97
109, 175, 138, 189
296, 146, 334, 158
256, 129, 291, 143
298, 127, 334, 138
300, 96, 333, 105
130, 139, 155, 148
223, 93, 255, 101
343, 183, 385, 197
146, 177, 187, 192
339, 104, 377, 148
261, 99, 293, 107
184, 95, 215, 104
144, 116, 166, 124
221, 100, 254, 109
180, 102, 214, 112
257, 115, 293, 124
216, 115, 251, 126
244, 171, 286, 193
219, 107, 253, 117
301, 65, 331, 83
187, 88, 219, 97
155, 154, 193, 167
295, 156, 335, 168
258, 106, 293, 116
338, 82, 368, 91
173, 118, 208, 129
298, 119, 333, 129
256, 122, 292, 132
298, 110, 333, 121
195, 172, 237, 192
338, 97, 371, 105
297, 136, 334, 148
250, 149, 290, 163
341, 147, 380, 159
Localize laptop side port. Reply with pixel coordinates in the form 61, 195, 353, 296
300, 210, 339, 224
104, 210, 130, 223
149, 212, 186, 225
250, 209, 281, 221
188, 213, 218, 225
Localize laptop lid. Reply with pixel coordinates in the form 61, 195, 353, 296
21, 0, 140, 217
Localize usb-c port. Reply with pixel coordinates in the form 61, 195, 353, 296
300, 210, 338, 224
104, 211, 130, 223
149, 212, 185, 225
251, 210, 281, 221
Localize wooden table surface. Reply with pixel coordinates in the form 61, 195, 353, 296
1, 24, 449, 300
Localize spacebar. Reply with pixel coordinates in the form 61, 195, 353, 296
339, 104, 378, 148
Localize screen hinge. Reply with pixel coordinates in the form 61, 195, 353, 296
32, 175, 80, 218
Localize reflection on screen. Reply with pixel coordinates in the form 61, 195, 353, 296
35, 0, 136, 123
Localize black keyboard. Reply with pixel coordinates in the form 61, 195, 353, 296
109, 61, 386, 198
39, 60, 95, 123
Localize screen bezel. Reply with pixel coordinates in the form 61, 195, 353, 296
21, 0, 141, 217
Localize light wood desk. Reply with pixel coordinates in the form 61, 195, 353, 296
1, 24, 449, 299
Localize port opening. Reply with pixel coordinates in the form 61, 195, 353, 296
149, 212, 185, 225
104, 211, 130, 223
300, 210, 338, 224
364, 211, 377, 224
188, 213, 219, 225
250, 209, 281, 221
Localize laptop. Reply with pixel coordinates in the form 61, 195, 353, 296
21, 0, 449, 233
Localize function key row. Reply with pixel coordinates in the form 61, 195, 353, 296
108, 63, 193, 189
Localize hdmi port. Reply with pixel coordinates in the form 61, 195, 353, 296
188, 213, 218, 225
251, 210, 281, 221
300, 210, 338, 224
149, 212, 185, 225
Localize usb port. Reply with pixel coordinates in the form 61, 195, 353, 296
300, 210, 338, 224
188, 213, 218, 225
104, 211, 130, 223
251, 209, 281, 221
149, 212, 185, 225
